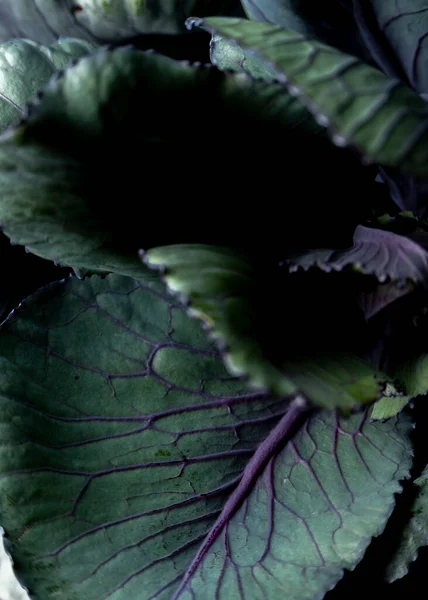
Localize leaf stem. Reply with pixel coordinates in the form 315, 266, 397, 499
172, 396, 310, 598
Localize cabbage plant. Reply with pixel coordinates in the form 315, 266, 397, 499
1, 1, 428, 599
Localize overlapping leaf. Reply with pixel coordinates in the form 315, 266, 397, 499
0, 44, 359, 276
0, 37, 97, 134
143, 244, 389, 410
386, 465, 428, 582
0, 0, 231, 43
240, 0, 374, 64
354, 1, 428, 94
187, 17, 428, 176
288, 225, 428, 284
0, 272, 413, 599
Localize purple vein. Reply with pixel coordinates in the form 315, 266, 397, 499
171, 398, 309, 599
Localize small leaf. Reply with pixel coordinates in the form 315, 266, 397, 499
288, 225, 428, 285
370, 383, 410, 421
187, 17, 428, 176
386, 465, 428, 582
143, 244, 389, 411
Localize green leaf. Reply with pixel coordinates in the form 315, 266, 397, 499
210, 33, 279, 80
370, 383, 410, 421
187, 17, 428, 177
0, 0, 210, 43
354, 1, 428, 94
0, 274, 413, 598
173, 410, 413, 599
288, 225, 428, 284
386, 465, 428, 582
0, 45, 350, 276
240, 0, 374, 65
142, 244, 389, 411
0, 37, 97, 134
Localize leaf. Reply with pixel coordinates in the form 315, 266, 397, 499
0, 274, 413, 599
0, 0, 221, 43
288, 225, 428, 285
240, 0, 375, 65
0, 45, 367, 276
142, 244, 389, 411
354, 1, 428, 94
173, 409, 413, 599
187, 16, 428, 177
386, 465, 428, 582
0, 37, 97, 134
210, 33, 279, 80
370, 383, 410, 421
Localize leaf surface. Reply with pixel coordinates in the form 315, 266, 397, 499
354, 1, 428, 94
143, 244, 389, 410
0, 45, 356, 275
0, 273, 413, 598
187, 16, 428, 176
386, 465, 428, 582
239, 0, 374, 64
288, 225, 428, 284
0, 37, 96, 134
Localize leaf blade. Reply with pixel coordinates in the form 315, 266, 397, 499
187, 16, 428, 176
143, 244, 389, 410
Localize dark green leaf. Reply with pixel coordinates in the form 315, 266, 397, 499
0, 272, 287, 599
0, 0, 227, 43
0, 274, 413, 598
0, 45, 363, 274
143, 244, 389, 410
386, 465, 428, 582
240, 0, 374, 64
187, 17, 428, 176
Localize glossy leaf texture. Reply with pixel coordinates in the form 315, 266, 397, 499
0, 0, 239, 43
386, 465, 428, 582
187, 17, 428, 176
353, 0, 428, 94
0, 272, 413, 599
0, 44, 370, 275
142, 244, 389, 410
0, 37, 97, 134
239, 0, 374, 65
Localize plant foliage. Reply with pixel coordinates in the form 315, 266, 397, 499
1, 2, 428, 599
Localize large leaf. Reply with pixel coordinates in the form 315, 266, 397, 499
0, 44, 373, 276
142, 244, 389, 410
239, 0, 374, 64
187, 17, 428, 177
386, 465, 428, 582
0, 37, 97, 134
173, 409, 412, 599
0, 0, 239, 43
353, 1, 428, 94
0, 272, 413, 599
